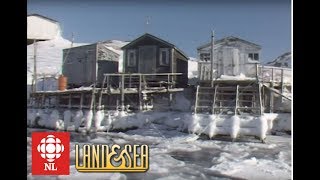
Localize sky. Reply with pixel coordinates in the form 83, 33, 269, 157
27, 0, 291, 63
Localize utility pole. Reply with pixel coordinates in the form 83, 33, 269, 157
145, 16, 151, 33
33, 39, 37, 92
71, 32, 74, 47
210, 30, 215, 85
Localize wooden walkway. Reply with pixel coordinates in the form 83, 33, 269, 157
29, 73, 184, 111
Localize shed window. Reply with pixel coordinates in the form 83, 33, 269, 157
248, 53, 259, 61
200, 53, 210, 62
127, 50, 136, 67
159, 48, 169, 65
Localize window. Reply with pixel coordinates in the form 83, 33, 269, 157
200, 53, 211, 62
159, 48, 169, 65
127, 50, 136, 67
248, 53, 259, 61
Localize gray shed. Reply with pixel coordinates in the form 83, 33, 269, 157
62, 42, 120, 88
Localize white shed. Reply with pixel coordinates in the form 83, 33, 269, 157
27, 14, 61, 43
197, 36, 261, 80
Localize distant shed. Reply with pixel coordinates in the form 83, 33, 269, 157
27, 14, 61, 44
62, 42, 120, 88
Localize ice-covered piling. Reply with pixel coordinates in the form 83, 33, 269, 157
206, 115, 217, 139
94, 110, 105, 131
258, 115, 268, 140
74, 110, 84, 131
188, 114, 201, 134
63, 110, 72, 131
85, 110, 93, 132
230, 115, 240, 139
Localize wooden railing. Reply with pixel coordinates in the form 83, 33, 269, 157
102, 73, 183, 90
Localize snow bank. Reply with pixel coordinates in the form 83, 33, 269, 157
219, 73, 255, 80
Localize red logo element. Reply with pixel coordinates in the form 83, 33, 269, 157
32, 132, 70, 175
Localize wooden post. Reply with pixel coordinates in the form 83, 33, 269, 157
280, 69, 284, 102
212, 85, 218, 114
89, 85, 95, 110
41, 94, 45, 108
270, 82, 274, 113
194, 85, 199, 114
271, 68, 274, 82
33, 39, 37, 93
139, 74, 142, 110
258, 83, 263, 115
106, 75, 110, 93
235, 85, 239, 115
121, 74, 125, 111
98, 75, 107, 108
79, 93, 83, 109
56, 94, 60, 108
210, 30, 215, 82
255, 63, 259, 82
68, 94, 72, 109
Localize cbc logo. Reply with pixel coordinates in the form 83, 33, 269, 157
37, 135, 64, 162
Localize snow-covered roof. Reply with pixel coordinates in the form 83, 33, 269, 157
27, 13, 61, 40
197, 36, 261, 50
122, 33, 189, 59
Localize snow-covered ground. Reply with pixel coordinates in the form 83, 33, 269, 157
27, 123, 291, 179
27, 110, 291, 179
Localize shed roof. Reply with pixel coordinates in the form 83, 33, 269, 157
121, 33, 189, 59
28, 14, 59, 24
197, 36, 261, 50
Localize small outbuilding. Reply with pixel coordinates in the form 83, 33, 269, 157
121, 33, 189, 87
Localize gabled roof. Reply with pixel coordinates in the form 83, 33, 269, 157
121, 33, 188, 59
27, 13, 59, 24
197, 36, 261, 50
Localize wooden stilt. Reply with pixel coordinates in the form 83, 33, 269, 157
68, 94, 72, 109
280, 69, 284, 103
235, 85, 239, 115
270, 82, 274, 113
98, 75, 107, 109
79, 93, 83, 109
139, 74, 142, 110
120, 74, 125, 111
194, 85, 199, 114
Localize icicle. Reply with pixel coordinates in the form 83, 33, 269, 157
74, 110, 84, 131
230, 115, 240, 139
85, 110, 93, 132
94, 110, 105, 131
63, 110, 72, 131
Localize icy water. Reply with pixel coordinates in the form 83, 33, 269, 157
27, 124, 291, 180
